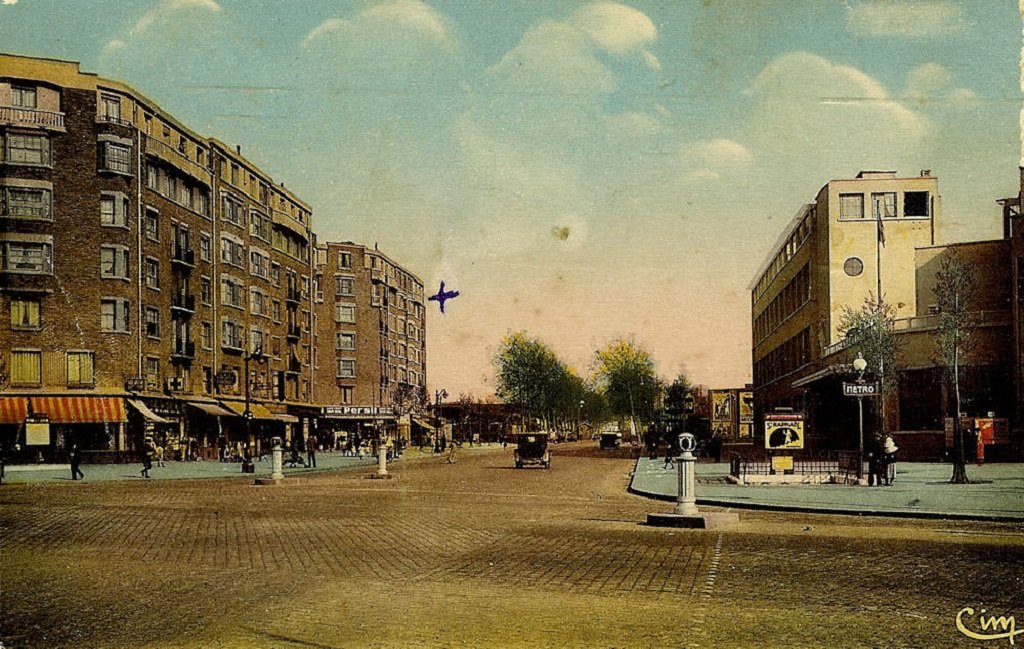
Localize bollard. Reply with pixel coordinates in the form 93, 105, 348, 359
675, 432, 699, 515
377, 446, 388, 477
271, 436, 284, 481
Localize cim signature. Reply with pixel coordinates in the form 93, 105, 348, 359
957, 607, 1023, 645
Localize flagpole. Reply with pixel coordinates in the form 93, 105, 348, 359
875, 199, 885, 436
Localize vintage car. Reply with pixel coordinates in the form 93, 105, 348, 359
599, 431, 623, 449
514, 432, 551, 469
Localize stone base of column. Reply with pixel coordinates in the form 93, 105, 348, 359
646, 511, 739, 529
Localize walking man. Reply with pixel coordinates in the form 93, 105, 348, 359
140, 438, 154, 479
306, 433, 318, 469
69, 443, 85, 480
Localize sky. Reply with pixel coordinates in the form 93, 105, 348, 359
1, 0, 1021, 397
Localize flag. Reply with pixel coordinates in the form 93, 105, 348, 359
877, 214, 885, 246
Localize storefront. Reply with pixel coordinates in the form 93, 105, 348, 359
26, 395, 127, 462
184, 399, 235, 460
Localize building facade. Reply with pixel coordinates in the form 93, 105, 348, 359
752, 169, 1018, 459
312, 242, 427, 443
0, 53, 317, 461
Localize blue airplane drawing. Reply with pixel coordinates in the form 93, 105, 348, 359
428, 281, 460, 313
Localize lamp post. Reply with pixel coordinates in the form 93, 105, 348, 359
434, 388, 447, 453
577, 399, 585, 441
853, 352, 868, 483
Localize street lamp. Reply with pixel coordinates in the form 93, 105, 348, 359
852, 352, 868, 483
434, 388, 447, 453
577, 399, 585, 441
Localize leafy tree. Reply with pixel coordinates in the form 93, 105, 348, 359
934, 251, 977, 484
592, 338, 661, 443
838, 294, 902, 398
664, 373, 693, 419
494, 331, 565, 427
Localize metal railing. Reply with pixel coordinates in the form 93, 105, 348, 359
730, 450, 860, 483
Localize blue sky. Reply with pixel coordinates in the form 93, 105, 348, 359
1, 0, 1021, 396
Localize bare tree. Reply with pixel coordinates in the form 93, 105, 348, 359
934, 251, 977, 484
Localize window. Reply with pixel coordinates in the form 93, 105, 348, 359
250, 211, 270, 241
145, 357, 160, 390
200, 276, 212, 305
272, 299, 281, 322
1, 240, 53, 274
178, 183, 191, 207
335, 303, 355, 324
220, 236, 245, 268
271, 336, 281, 357
872, 192, 897, 219
231, 164, 239, 186
145, 307, 160, 338
166, 174, 177, 199
99, 192, 129, 227
904, 191, 929, 217
195, 189, 209, 217
250, 288, 269, 317
199, 233, 212, 261
340, 386, 354, 404
2, 186, 52, 220
5, 133, 50, 166
337, 359, 356, 378
337, 332, 356, 351
839, 193, 864, 219
67, 351, 95, 386
10, 350, 41, 385
145, 208, 159, 240
220, 276, 245, 309
338, 252, 352, 269
271, 263, 281, 287
250, 327, 264, 354
201, 321, 212, 349
100, 245, 130, 279
221, 319, 243, 349
100, 94, 120, 120
144, 257, 160, 289
146, 162, 159, 190
10, 297, 40, 330
101, 298, 130, 332
844, 257, 864, 277
99, 141, 132, 174
336, 276, 355, 296
11, 85, 37, 109
250, 250, 270, 280
222, 195, 242, 226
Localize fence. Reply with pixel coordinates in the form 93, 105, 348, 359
730, 450, 861, 484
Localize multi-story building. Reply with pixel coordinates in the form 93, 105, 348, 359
752, 169, 1017, 459
312, 242, 427, 444
0, 53, 316, 460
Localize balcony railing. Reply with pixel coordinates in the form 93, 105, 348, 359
144, 135, 213, 184
286, 324, 301, 340
171, 294, 196, 315
285, 287, 301, 304
95, 114, 134, 128
0, 105, 65, 131
171, 245, 196, 269
822, 309, 1014, 358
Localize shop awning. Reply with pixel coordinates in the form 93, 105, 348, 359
412, 417, 436, 432
0, 397, 28, 424
187, 401, 235, 417
272, 413, 300, 423
220, 401, 277, 420
127, 399, 172, 424
29, 396, 126, 424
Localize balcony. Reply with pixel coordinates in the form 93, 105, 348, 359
0, 105, 65, 132
144, 135, 213, 185
285, 287, 301, 305
95, 114, 134, 128
170, 293, 196, 316
286, 324, 301, 341
171, 245, 196, 269
171, 340, 196, 361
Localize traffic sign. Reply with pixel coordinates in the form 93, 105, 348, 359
843, 382, 879, 397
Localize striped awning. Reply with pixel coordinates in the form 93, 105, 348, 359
29, 397, 127, 424
0, 397, 28, 424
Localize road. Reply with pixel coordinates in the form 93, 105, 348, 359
1, 443, 1022, 647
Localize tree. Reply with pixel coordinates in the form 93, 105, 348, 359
592, 338, 661, 444
838, 294, 902, 440
494, 331, 565, 427
664, 373, 693, 419
934, 251, 977, 484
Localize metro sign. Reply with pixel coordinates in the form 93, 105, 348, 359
843, 382, 880, 397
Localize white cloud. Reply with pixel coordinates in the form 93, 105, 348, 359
846, 1, 965, 39
903, 62, 979, 109
569, 1, 657, 54
101, 0, 221, 54
304, 0, 455, 52
681, 139, 753, 182
2, 0, 18, 5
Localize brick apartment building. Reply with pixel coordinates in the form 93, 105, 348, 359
312, 242, 428, 445
0, 53, 321, 461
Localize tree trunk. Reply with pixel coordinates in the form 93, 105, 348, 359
950, 342, 969, 484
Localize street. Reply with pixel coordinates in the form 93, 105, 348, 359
1, 443, 1022, 648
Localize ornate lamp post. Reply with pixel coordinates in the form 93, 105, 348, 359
853, 352, 868, 484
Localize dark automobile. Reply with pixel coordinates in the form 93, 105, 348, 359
514, 432, 551, 469
599, 431, 622, 449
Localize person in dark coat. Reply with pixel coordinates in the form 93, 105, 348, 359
306, 433, 317, 468
69, 444, 84, 480
140, 439, 154, 479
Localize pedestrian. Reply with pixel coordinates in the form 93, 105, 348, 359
69, 443, 85, 481
446, 437, 458, 464
385, 435, 395, 462
140, 438, 154, 479
306, 433, 318, 468
882, 435, 898, 486
155, 442, 165, 467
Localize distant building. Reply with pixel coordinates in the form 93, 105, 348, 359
751, 170, 1017, 459
312, 242, 427, 443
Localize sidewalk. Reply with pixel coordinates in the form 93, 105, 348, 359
630, 457, 1024, 521
0, 443, 504, 484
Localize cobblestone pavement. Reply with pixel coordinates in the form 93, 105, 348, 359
1, 443, 1022, 648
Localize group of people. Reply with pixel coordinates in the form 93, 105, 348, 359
867, 434, 899, 486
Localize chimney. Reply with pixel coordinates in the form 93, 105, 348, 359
920, 169, 931, 177
236, 145, 241, 155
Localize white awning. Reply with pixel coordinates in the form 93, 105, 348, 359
127, 399, 172, 424
187, 401, 235, 417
